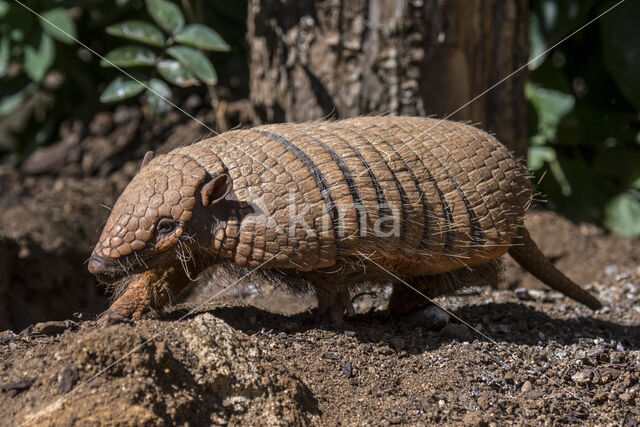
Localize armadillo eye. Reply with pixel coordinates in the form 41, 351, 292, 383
156, 218, 177, 234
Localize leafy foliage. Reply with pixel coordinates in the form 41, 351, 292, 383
528, 0, 640, 237
0, 0, 79, 165
0, 0, 244, 167
100, 0, 229, 113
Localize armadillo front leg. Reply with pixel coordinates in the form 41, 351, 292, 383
98, 267, 191, 325
99, 273, 153, 324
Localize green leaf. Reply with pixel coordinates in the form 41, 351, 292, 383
101, 45, 156, 67
146, 78, 172, 113
106, 21, 165, 47
0, 36, 9, 78
40, 8, 77, 45
100, 77, 145, 102
175, 24, 230, 51
156, 59, 198, 87
167, 45, 216, 85
0, 1, 10, 18
604, 192, 640, 238
145, 0, 184, 34
525, 82, 574, 143
528, 145, 571, 196
24, 33, 55, 82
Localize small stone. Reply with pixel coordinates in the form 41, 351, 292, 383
572, 370, 592, 385
619, 392, 633, 405
58, 366, 77, 393
614, 273, 630, 281
515, 288, 533, 301
462, 411, 487, 427
604, 265, 618, 275
521, 381, 532, 393
408, 305, 450, 330
528, 289, 546, 299
477, 396, 489, 410
592, 392, 607, 404
323, 351, 340, 360
342, 362, 353, 378
358, 344, 373, 353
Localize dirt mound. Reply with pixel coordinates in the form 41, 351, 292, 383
0, 314, 316, 425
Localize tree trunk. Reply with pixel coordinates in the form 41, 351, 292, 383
248, 0, 529, 158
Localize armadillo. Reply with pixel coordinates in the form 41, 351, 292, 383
88, 116, 601, 323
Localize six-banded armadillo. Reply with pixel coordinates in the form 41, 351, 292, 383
88, 116, 601, 323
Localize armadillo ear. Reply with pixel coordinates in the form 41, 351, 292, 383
201, 174, 233, 207
140, 151, 154, 170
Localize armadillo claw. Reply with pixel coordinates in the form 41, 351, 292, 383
97, 309, 135, 327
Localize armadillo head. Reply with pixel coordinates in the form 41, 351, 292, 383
88, 152, 232, 284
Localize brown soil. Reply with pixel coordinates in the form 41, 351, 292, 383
1, 108, 639, 425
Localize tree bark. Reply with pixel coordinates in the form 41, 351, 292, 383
248, 0, 529, 158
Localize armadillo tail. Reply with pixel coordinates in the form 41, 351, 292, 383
508, 228, 602, 310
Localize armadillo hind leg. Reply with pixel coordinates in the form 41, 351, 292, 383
315, 285, 355, 326
508, 227, 602, 310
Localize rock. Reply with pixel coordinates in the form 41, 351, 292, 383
476, 396, 489, 410
521, 381, 532, 393
462, 411, 488, 427
408, 305, 449, 330
57, 366, 77, 393
528, 289, 546, 300
0, 378, 35, 392
619, 392, 633, 405
323, 351, 341, 360
342, 362, 353, 378
572, 370, 593, 385
515, 288, 533, 301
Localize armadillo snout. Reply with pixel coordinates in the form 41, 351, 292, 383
87, 253, 130, 284
87, 255, 105, 275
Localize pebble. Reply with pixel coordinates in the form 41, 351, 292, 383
476, 396, 489, 410
614, 273, 630, 281
521, 381, 532, 393
571, 370, 592, 385
323, 351, 340, 360
528, 289, 546, 299
407, 305, 450, 330
57, 366, 77, 393
515, 288, 533, 301
619, 392, 633, 404
604, 265, 618, 275
342, 363, 353, 378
